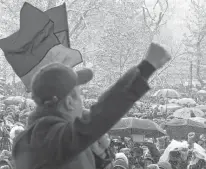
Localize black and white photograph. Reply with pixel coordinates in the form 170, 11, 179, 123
0, 0, 206, 169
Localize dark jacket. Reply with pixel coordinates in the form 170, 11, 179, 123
12, 63, 153, 169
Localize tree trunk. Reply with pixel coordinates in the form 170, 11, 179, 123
196, 42, 204, 86
189, 61, 193, 91
12, 72, 15, 89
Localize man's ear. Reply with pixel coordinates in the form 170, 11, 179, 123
65, 95, 74, 110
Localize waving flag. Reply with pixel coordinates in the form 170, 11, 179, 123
0, 2, 82, 92
45, 3, 70, 48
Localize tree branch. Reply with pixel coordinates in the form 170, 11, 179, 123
0, 0, 17, 17
69, 6, 98, 38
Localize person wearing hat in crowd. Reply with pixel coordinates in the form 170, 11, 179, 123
132, 146, 144, 166
147, 164, 160, 169
0, 159, 13, 169
157, 161, 172, 169
11, 42, 170, 169
198, 134, 206, 150
144, 153, 154, 169
90, 133, 115, 169
146, 161, 172, 169
113, 153, 129, 169
168, 148, 189, 169
0, 4, 171, 169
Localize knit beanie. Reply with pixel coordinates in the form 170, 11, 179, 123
158, 161, 172, 169
147, 164, 160, 169
114, 153, 129, 169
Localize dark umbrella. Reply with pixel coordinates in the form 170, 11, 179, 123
110, 117, 166, 138
164, 118, 206, 140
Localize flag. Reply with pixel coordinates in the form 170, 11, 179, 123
45, 3, 70, 48
0, 2, 83, 92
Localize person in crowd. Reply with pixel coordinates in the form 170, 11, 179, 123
188, 158, 206, 169
110, 139, 120, 154
147, 161, 172, 169
188, 132, 196, 149
146, 164, 159, 169
0, 166, 10, 169
131, 146, 144, 169
0, 159, 13, 169
9, 126, 24, 141
113, 153, 129, 169
198, 134, 206, 150
168, 148, 188, 169
157, 161, 172, 169
11, 43, 171, 169
143, 153, 154, 169
143, 142, 161, 164
91, 133, 115, 169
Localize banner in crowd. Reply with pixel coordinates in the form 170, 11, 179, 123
0, 2, 83, 92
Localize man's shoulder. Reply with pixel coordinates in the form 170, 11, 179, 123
13, 116, 72, 159
33, 116, 68, 129
14, 116, 70, 149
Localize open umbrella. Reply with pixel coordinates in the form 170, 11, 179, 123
164, 118, 206, 139
168, 99, 178, 104
152, 89, 180, 99
135, 101, 144, 108
4, 96, 25, 106
173, 108, 205, 119
197, 90, 206, 96
178, 98, 196, 106
190, 117, 206, 125
184, 80, 201, 88
195, 105, 206, 112
110, 117, 166, 138
158, 104, 181, 113
191, 88, 198, 92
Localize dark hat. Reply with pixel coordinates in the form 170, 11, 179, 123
169, 149, 181, 161
132, 146, 143, 155
31, 63, 93, 104
158, 161, 172, 169
144, 153, 154, 162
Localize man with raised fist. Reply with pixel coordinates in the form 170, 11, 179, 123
12, 43, 170, 169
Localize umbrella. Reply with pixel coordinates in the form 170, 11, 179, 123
158, 104, 181, 113
178, 98, 196, 106
173, 108, 205, 119
195, 105, 206, 112
164, 118, 206, 139
152, 89, 180, 99
110, 117, 166, 138
168, 99, 178, 104
190, 117, 206, 125
184, 80, 201, 87
132, 113, 142, 117
0, 95, 5, 100
191, 88, 198, 92
4, 96, 25, 106
135, 101, 144, 108
197, 90, 206, 96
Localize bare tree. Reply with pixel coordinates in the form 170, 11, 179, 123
183, 0, 206, 86
142, 0, 168, 41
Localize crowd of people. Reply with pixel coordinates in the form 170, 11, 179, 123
0, 86, 205, 169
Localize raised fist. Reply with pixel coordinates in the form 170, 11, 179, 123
145, 43, 171, 69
